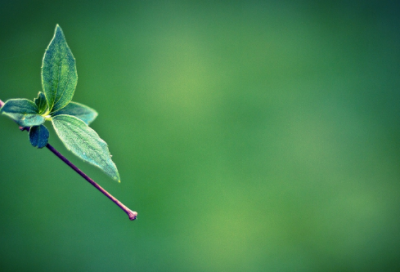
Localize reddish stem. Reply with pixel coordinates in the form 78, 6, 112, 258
0, 98, 137, 220
46, 144, 137, 220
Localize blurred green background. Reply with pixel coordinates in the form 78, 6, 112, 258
1, 0, 400, 271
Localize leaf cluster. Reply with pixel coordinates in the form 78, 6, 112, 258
0, 25, 120, 182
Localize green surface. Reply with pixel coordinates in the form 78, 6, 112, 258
52, 114, 120, 182
1, 1, 400, 271
52, 101, 98, 125
0, 98, 44, 126
29, 124, 49, 149
42, 25, 77, 113
34, 92, 48, 114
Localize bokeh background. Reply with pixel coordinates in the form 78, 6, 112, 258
1, 0, 400, 271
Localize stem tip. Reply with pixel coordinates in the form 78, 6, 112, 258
128, 211, 138, 221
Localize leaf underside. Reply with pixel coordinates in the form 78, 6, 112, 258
51, 101, 98, 125
42, 25, 77, 113
0, 99, 45, 127
52, 114, 120, 182
29, 124, 49, 148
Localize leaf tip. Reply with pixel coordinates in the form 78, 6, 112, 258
113, 172, 121, 183
54, 24, 65, 38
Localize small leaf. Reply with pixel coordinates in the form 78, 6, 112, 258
29, 124, 49, 148
34, 92, 48, 114
42, 25, 77, 113
51, 101, 98, 125
52, 114, 120, 182
0, 99, 45, 127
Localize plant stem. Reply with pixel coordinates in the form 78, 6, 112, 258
0, 98, 137, 220
46, 144, 137, 220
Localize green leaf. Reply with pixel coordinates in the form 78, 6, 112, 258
34, 92, 48, 114
42, 25, 77, 113
29, 124, 49, 148
52, 114, 120, 182
0, 99, 45, 127
51, 101, 98, 125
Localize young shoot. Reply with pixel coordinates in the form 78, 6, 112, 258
0, 25, 137, 221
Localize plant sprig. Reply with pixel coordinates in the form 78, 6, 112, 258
0, 25, 137, 220
1, 25, 119, 181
